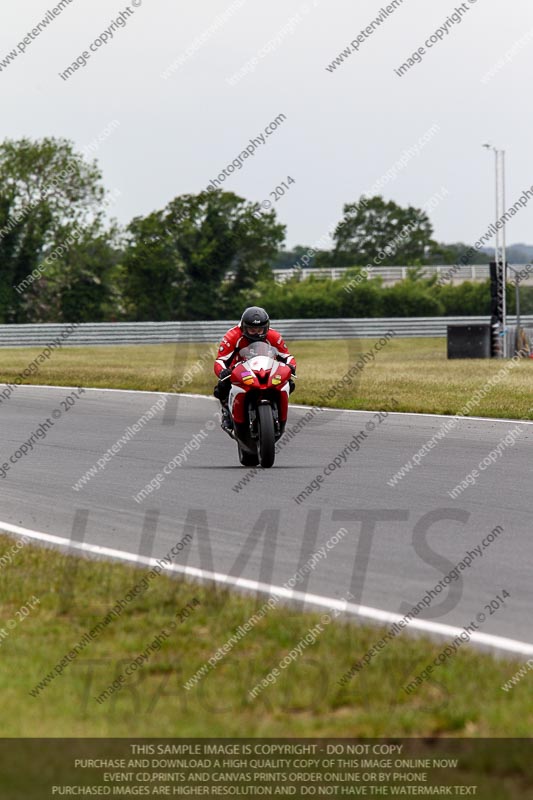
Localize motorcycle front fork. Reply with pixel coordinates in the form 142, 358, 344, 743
248, 404, 282, 440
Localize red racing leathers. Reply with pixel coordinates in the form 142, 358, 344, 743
214, 326, 296, 377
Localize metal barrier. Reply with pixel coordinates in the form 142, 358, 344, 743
0, 316, 531, 346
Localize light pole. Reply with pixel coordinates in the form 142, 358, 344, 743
483, 144, 507, 356
507, 265, 521, 356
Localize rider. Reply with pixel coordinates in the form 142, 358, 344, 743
213, 306, 297, 431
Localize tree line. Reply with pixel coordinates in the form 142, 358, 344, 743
1, 136, 526, 323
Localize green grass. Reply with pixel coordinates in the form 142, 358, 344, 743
2, 337, 533, 419
1, 534, 531, 741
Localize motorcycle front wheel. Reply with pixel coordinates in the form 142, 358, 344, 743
257, 404, 276, 468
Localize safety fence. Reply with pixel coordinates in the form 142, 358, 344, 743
0, 316, 531, 346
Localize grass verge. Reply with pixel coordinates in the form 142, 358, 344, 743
2, 534, 531, 741
1, 337, 532, 419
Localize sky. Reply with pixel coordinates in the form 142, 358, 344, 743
1, 0, 532, 250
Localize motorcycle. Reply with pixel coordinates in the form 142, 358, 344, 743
225, 342, 293, 468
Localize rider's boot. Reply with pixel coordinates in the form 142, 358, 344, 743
220, 403, 233, 432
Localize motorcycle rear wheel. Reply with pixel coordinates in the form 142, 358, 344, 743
257, 404, 276, 468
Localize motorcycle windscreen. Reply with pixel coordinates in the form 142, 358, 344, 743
239, 342, 279, 360
239, 342, 278, 373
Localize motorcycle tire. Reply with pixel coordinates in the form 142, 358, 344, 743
257, 404, 276, 468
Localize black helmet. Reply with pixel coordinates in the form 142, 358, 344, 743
240, 306, 270, 342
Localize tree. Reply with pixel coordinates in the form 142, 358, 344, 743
121, 190, 285, 320
0, 137, 106, 322
332, 195, 435, 267
270, 246, 317, 270
426, 241, 490, 266
46, 232, 121, 322
121, 212, 186, 321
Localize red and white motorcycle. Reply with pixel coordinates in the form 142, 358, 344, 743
226, 342, 293, 468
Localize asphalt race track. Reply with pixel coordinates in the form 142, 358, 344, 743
1, 384, 532, 655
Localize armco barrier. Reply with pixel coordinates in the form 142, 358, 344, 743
0, 316, 530, 346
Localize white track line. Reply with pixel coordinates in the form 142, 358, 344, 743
6, 383, 533, 426
1, 519, 532, 658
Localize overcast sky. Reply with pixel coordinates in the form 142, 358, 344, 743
2, 0, 532, 249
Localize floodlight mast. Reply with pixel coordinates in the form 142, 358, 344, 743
483, 143, 507, 356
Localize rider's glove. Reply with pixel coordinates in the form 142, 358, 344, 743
218, 368, 231, 380
288, 363, 296, 375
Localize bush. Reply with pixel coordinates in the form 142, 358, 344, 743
435, 280, 491, 316
221, 273, 519, 319
382, 281, 444, 316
